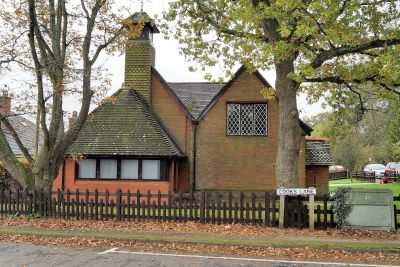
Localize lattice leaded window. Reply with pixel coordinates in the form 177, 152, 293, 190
227, 103, 267, 136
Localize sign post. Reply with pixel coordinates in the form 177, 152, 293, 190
276, 188, 316, 230
309, 194, 315, 231
279, 195, 285, 228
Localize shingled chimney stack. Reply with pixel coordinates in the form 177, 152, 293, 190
124, 12, 159, 104
0, 90, 11, 117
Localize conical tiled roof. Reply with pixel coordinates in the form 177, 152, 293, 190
68, 88, 184, 157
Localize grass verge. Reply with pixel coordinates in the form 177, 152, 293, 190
0, 228, 399, 253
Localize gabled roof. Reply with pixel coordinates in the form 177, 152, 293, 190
156, 65, 313, 135
196, 66, 272, 121
305, 139, 333, 166
169, 82, 224, 119
2, 115, 41, 157
68, 88, 184, 157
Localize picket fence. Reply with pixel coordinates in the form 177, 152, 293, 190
0, 189, 398, 230
0, 188, 337, 229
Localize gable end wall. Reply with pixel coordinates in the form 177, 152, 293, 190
196, 70, 305, 191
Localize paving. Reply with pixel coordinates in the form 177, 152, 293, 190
0, 242, 398, 267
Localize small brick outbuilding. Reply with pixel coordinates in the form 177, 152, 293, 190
305, 137, 333, 195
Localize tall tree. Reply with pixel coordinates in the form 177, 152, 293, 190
0, 0, 141, 191
164, 0, 400, 187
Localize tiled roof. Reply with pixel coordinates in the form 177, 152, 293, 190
168, 83, 224, 119
167, 77, 313, 135
68, 88, 184, 157
305, 140, 333, 166
2, 115, 41, 157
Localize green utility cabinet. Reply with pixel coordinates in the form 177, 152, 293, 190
344, 189, 395, 231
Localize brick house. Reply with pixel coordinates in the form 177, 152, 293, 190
53, 12, 331, 195
0, 91, 42, 190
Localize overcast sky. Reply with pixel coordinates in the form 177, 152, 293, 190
3, 0, 325, 119
111, 0, 325, 118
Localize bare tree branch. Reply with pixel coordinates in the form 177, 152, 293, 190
304, 75, 400, 96
311, 38, 400, 68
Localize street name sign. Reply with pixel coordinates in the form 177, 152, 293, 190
276, 188, 316, 196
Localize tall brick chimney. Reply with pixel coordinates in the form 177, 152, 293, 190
0, 90, 11, 117
68, 111, 78, 129
124, 12, 159, 104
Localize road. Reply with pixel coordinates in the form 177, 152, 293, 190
0, 242, 398, 267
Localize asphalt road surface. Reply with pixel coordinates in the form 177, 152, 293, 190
0, 242, 398, 267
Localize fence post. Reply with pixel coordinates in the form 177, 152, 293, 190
239, 191, 244, 224
394, 204, 398, 230
309, 194, 315, 231
56, 189, 61, 218
0, 189, 3, 216
199, 190, 205, 223
116, 189, 122, 221
95, 189, 99, 220
75, 189, 80, 220
279, 195, 285, 228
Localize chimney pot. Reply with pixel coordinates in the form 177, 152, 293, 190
68, 111, 78, 129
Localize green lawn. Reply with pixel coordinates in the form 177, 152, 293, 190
329, 179, 370, 185
329, 180, 400, 198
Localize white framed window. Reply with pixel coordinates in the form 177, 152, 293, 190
99, 159, 118, 179
78, 159, 96, 179
121, 159, 139, 180
76, 158, 167, 181
142, 160, 160, 180
227, 103, 267, 136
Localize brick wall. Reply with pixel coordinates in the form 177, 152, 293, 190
196, 70, 306, 191
53, 70, 308, 194
151, 72, 190, 151
151, 72, 192, 192
305, 165, 329, 195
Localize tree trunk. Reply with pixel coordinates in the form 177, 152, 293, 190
274, 60, 301, 188
32, 148, 52, 193
34, 172, 52, 193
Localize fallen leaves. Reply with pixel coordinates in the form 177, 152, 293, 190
0, 216, 398, 241
0, 233, 399, 265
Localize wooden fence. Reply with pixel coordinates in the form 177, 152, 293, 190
0, 189, 398, 230
329, 170, 349, 180
394, 195, 400, 230
351, 171, 377, 182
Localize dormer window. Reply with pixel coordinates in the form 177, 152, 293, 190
227, 103, 268, 136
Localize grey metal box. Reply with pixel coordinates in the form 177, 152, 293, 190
344, 189, 395, 231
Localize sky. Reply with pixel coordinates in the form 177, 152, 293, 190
2, 0, 326, 119
102, 0, 325, 118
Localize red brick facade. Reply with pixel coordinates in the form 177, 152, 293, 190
305, 165, 329, 195
195, 70, 306, 191
54, 69, 313, 194
151, 71, 192, 192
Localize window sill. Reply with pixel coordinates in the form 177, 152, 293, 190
75, 178, 168, 182
226, 134, 268, 137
